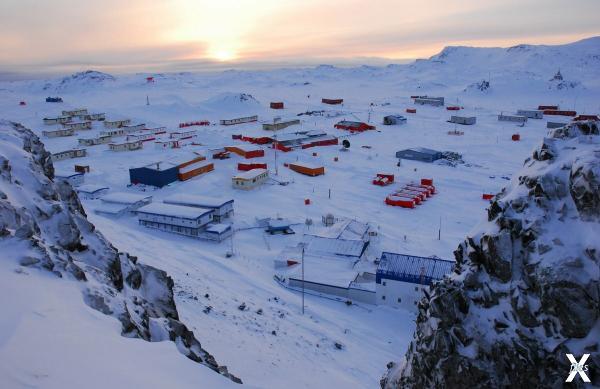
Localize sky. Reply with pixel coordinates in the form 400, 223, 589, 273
0, 0, 599, 76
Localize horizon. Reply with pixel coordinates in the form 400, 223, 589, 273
1, 0, 599, 79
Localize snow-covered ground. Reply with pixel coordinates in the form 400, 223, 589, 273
1, 37, 599, 388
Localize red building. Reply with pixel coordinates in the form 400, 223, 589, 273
270, 102, 284, 109
538, 105, 558, 110
334, 121, 375, 132
225, 145, 265, 159
322, 98, 343, 105
238, 162, 268, 171
543, 110, 576, 117
573, 114, 599, 121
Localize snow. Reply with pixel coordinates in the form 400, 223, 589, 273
100, 192, 151, 204
137, 202, 213, 219
77, 184, 109, 193
0, 256, 240, 389
1, 37, 599, 388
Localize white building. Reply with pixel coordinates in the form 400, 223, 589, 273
163, 193, 234, 222
95, 192, 152, 217
220, 115, 258, 126
517, 109, 544, 119
155, 139, 181, 149
63, 121, 92, 131
498, 114, 527, 123
413, 96, 444, 106
76, 184, 110, 199
103, 119, 131, 128
62, 108, 88, 116
54, 171, 85, 186
376, 252, 454, 311
108, 140, 143, 151
43, 116, 72, 125
232, 168, 269, 190
42, 128, 74, 138
449, 116, 476, 125
51, 148, 87, 162
79, 135, 112, 146
169, 130, 197, 140
137, 203, 213, 238
81, 112, 106, 121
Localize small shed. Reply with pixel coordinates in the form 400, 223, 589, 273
288, 162, 325, 177
270, 102, 284, 109
232, 169, 269, 190
383, 115, 407, 125
449, 116, 476, 125
396, 148, 442, 163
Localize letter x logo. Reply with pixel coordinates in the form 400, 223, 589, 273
566, 354, 591, 383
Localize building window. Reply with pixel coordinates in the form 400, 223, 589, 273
381, 295, 386, 300
397, 298, 401, 303
415, 286, 419, 291
382, 281, 386, 286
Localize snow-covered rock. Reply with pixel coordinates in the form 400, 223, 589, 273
382, 121, 600, 388
43, 70, 116, 92
0, 120, 241, 384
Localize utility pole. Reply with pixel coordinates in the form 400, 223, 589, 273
301, 244, 305, 315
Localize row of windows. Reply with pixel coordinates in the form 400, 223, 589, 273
381, 281, 423, 291
140, 221, 199, 236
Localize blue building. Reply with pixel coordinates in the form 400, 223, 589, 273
376, 252, 454, 310
396, 147, 442, 163
129, 161, 179, 188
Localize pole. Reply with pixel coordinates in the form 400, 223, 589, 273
438, 216, 441, 240
274, 131, 278, 176
301, 245, 305, 315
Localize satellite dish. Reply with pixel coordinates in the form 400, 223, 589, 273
342, 139, 350, 149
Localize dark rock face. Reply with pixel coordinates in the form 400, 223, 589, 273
382, 121, 600, 388
0, 121, 241, 384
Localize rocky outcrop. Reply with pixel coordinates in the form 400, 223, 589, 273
0, 121, 241, 384
382, 121, 600, 388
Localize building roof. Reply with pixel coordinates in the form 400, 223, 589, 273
289, 161, 323, 170
137, 202, 213, 219
399, 147, 441, 155
178, 160, 212, 174
304, 235, 367, 258
281, 249, 359, 288
77, 184, 109, 194
205, 223, 232, 234
95, 202, 129, 215
233, 168, 268, 180
101, 192, 152, 205
376, 252, 454, 285
163, 194, 233, 209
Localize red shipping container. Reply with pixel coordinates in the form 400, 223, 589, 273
406, 108, 416, 114
574, 115, 599, 121
270, 102, 284, 109
446, 106, 460, 111
421, 178, 433, 186
482, 194, 494, 200
543, 110, 576, 117
512, 134, 520, 141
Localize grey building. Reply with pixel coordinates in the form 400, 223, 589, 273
449, 116, 476, 125
414, 97, 444, 107
262, 119, 300, 131
396, 147, 443, 163
498, 114, 527, 123
383, 115, 407, 125
517, 110, 544, 119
